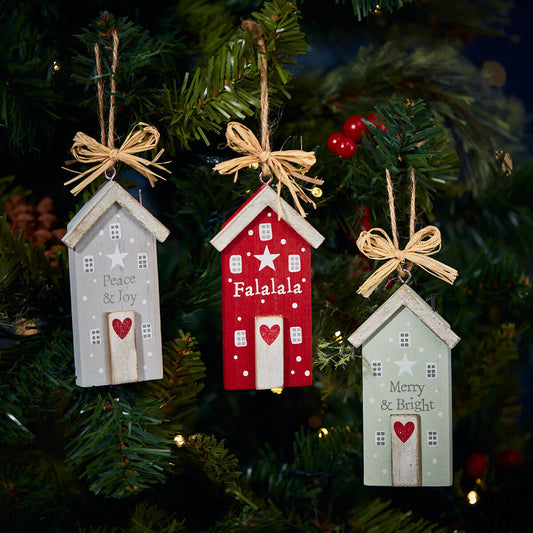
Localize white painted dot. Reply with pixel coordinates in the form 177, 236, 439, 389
438, 353, 442, 358
147, 241, 151, 246
291, 370, 295, 375
228, 278, 232, 283
92, 315, 96, 320
296, 356, 302, 362
438, 412, 443, 418
292, 303, 298, 309
247, 252, 251, 256
435, 389, 439, 394
388, 337, 394, 343
237, 316, 242, 321
302, 278, 306, 283
432, 458, 438, 464
234, 355, 238, 360
419, 347, 424, 353
380, 383, 385, 388
98, 252, 102, 256
427, 471, 432, 476
99, 230, 104, 236
304, 370, 310, 376
369, 398, 375, 404
130, 238, 135, 243
382, 469, 387, 475
267, 212, 272, 217
281, 239, 287, 245
147, 352, 153, 358
147, 280, 150, 285
261, 299, 265, 304
248, 230, 253, 236
406, 321, 411, 326
378, 418, 382, 422
82, 296, 87, 302
98, 368, 104, 374
143, 365, 147, 370
301, 247, 306, 252
387, 358, 391, 362
89, 353, 94, 358
243, 370, 249, 376
374, 453, 378, 458
142, 299, 147, 305
116, 214, 120, 219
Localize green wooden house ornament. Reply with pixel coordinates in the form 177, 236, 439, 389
348, 284, 460, 487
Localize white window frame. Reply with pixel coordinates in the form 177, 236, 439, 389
426, 363, 437, 379
109, 223, 121, 240
427, 430, 438, 446
137, 253, 148, 270
90, 329, 101, 344
83, 255, 95, 273
234, 330, 247, 347
259, 223, 272, 241
229, 255, 242, 274
290, 326, 302, 344
399, 331, 410, 348
141, 323, 152, 339
288, 254, 301, 272
372, 360, 382, 377
375, 431, 386, 446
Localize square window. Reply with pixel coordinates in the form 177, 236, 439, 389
109, 223, 121, 240
290, 326, 302, 344
399, 331, 410, 348
234, 330, 247, 347
259, 223, 272, 241
137, 253, 148, 269
426, 363, 437, 378
375, 431, 386, 446
90, 329, 101, 344
288, 254, 301, 272
427, 431, 438, 446
83, 255, 95, 273
372, 361, 382, 377
141, 323, 152, 339
230, 255, 242, 274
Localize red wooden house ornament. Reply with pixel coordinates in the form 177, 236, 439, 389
210, 185, 325, 390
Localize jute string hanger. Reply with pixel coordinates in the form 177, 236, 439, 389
64, 28, 170, 196
356, 168, 458, 298
213, 20, 323, 217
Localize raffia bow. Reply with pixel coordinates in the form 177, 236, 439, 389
356, 226, 458, 298
213, 122, 324, 217
63, 122, 170, 195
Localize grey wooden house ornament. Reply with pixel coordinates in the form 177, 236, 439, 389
62, 180, 170, 387
348, 284, 460, 487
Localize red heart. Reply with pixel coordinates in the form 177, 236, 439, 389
112, 318, 132, 340
394, 421, 415, 443
260, 324, 280, 345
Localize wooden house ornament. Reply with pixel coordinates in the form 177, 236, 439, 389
210, 185, 325, 390
348, 284, 460, 486
62, 180, 170, 387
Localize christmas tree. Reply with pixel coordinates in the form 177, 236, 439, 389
1, 1, 532, 531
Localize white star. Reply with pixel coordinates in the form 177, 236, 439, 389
106, 245, 128, 270
254, 245, 280, 271
394, 354, 417, 376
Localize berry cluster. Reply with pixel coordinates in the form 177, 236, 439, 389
327, 113, 386, 159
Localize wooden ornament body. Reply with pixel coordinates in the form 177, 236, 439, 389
348, 285, 459, 486
211, 185, 324, 390
63, 181, 169, 387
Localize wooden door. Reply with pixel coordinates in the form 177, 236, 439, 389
107, 310, 138, 384
391, 413, 421, 486
255, 316, 284, 390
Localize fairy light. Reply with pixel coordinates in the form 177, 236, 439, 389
174, 434, 186, 447
271, 387, 283, 394
311, 186, 322, 198
467, 490, 478, 505
53, 60, 61, 72
318, 427, 329, 438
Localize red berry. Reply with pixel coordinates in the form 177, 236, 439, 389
464, 452, 488, 479
366, 112, 387, 132
335, 137, 357, 159
496, 448, 523, 471
343, 115, 368, 142
327, 132, 345, 153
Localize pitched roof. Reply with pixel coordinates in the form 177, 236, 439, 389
62, 180, 169, 249
348, 284, 460, 349
210, 184, 325, 251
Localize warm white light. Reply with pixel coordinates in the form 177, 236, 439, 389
271, 388, 283, 394
174, 434, 186, 447
467, 490, 478, 505
318, 427, 329, 438
53, 60, 60, 71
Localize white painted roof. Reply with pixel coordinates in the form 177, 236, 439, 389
210, 184, 324, 251
62, 180, 169, 249
348, 284, 460, 349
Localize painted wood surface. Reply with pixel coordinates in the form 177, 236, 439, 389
107, 310, 138, 384
391, 413, 421, 487
348, 286, 458, 486
211, 185, 324, 390
255, 315, 284, 389
63, 182, 168, 387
